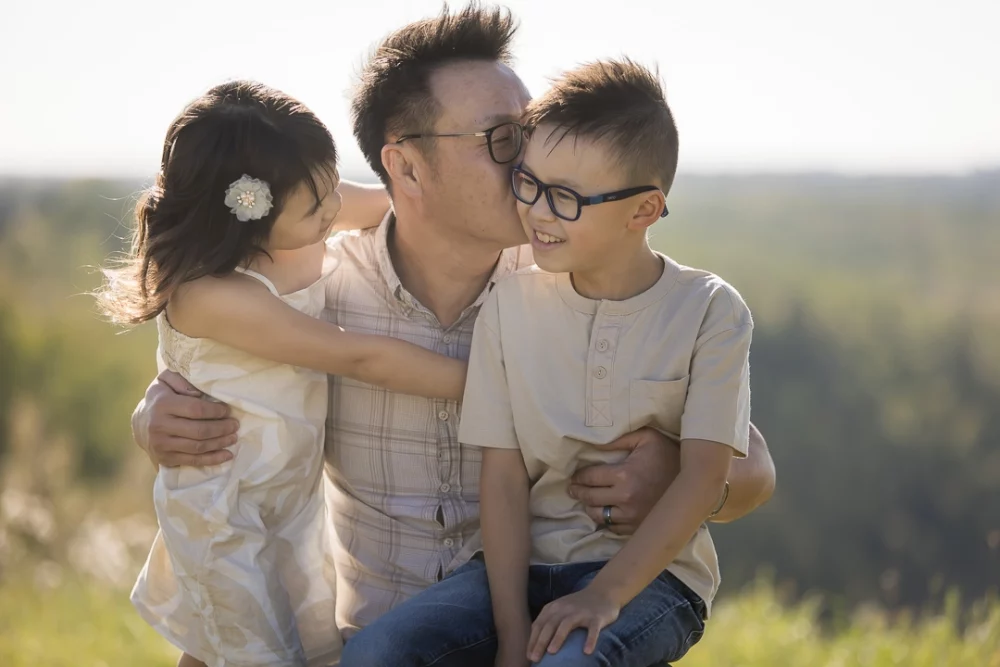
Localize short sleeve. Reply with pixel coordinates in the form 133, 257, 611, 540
680, 321, 753, 457
458, 290, 519, 450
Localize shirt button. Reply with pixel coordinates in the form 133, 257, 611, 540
443, 538, 454, 547
438, 410, 450, 421
440, 483, 451, 493
593, 366, 607, 379
443, 333, 454, 344
596, 339, 609, 352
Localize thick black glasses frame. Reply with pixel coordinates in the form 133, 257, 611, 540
511, 166, 669, 221
395, 122, 525, 164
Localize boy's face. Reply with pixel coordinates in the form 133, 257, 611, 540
517, 124, 646, 275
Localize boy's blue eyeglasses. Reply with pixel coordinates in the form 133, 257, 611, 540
511, 165, 669, 222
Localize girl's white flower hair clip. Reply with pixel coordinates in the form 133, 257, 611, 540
224, 174, 273, 222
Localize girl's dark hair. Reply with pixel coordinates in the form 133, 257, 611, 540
99, 80, 337, 325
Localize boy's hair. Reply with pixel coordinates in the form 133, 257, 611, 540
523, 58, 679, 194
351, 2, 518, 185
99, 80, 338, 325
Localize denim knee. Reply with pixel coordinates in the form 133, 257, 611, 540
534, 630, 604, 667
340, 629, 412, 667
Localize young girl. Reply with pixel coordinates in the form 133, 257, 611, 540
99, 80, 467, 667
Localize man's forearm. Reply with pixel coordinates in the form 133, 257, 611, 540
709, 422, 775, 523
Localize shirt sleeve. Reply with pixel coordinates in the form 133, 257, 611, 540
680, 321, 753, 458
458, 290, 520, 450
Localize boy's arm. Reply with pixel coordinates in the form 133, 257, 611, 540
457, 290, 530, 665
592, 318, 753, 602
481, 448, 532, 667
329, 180, 389, 233
170, 276, 466, 400
588, 439, 732, 605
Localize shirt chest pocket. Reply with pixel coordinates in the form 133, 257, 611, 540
628, 376, 689, 436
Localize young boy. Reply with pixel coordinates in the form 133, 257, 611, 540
340, 59, 752, 667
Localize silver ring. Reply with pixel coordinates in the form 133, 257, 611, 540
603, 505, 614, 527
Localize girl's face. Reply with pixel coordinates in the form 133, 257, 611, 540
266, 168, 342, 251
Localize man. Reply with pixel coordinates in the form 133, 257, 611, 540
131, 3, 775, 640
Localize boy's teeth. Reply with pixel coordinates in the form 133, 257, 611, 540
536, 231, 564, 244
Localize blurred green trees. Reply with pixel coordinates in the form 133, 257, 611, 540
0, 172, 997, 612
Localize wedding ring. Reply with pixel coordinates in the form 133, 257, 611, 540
603, 505, 614, 527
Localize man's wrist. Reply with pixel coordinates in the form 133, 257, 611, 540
708, 480, 730, 518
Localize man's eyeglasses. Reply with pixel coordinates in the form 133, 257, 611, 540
394, 121, 524, 164
511, 166, 669, 222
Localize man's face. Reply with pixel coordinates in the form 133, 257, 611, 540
421, 60, 531, 251
516, 124, 639, 275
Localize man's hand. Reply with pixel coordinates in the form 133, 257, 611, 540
132, 370, 240, 468
568, 427, 679, 536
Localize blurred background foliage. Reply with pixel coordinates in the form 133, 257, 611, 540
0, 172, 998, 664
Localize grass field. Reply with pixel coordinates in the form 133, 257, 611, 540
1, 575, 997, 667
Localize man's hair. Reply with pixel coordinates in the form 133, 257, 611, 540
523, 58, 679, 194
351, 2, 518, 185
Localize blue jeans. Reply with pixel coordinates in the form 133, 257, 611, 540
341, 556, 706, 667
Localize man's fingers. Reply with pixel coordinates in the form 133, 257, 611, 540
157, 449, 234, 468
598, 428, 647, 452
582, 505, 634, 535
152, 413, 239, 443
162, 393, 232, 421
570, 462, 621, 489
157, 370, 203, 397
568, 484, 619, 508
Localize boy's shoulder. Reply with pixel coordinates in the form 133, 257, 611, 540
665, 255, 753, 331
491, 263, 558, 299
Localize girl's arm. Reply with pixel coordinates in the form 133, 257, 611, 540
168, 276, 465, 401
480, 447, 532, 667
329, 180, 390, 233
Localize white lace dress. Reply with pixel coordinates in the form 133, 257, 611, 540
132, 265, 341, 667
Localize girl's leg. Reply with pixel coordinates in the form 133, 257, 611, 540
177, 653, 208, 667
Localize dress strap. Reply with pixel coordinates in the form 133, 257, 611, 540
234, 267, 281, 297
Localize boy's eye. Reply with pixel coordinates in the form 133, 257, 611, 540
553, 190, 576, 204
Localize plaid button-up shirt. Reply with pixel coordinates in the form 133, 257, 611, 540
322, 214, 532, 637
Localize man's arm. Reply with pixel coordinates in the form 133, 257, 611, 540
709, 421, 775, 523
568, 422, 775, 534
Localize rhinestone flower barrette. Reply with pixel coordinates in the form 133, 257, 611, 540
224, 174, 273, 222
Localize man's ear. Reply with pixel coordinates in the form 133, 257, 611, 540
626, 190, 667, 232
381, 143, 424, 199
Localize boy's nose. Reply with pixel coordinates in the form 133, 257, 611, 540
529, 193, 557, 221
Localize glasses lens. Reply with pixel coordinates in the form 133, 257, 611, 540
512, 169, 539, 204
490, 123, 522, 163
549, 187, 581, 220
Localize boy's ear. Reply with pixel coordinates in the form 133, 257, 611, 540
381, 143, 423, 198
626, 190, 667, 232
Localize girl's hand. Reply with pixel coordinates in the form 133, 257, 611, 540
527, 587, 620, 661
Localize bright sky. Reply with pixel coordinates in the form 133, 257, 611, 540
2, 0, 997, 178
